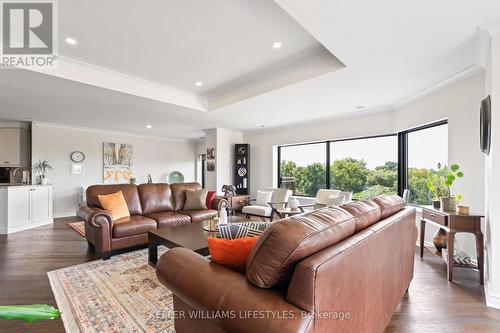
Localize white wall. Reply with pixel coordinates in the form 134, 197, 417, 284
32, 123, 198, 217
204, 128, 243, 193
484, 31, 500, 308
243, 71, 485, 259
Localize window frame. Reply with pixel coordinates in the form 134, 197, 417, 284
277, 120, 448, 198
398, 119, 448, 200
277, 133, 398, 197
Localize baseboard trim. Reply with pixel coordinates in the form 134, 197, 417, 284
485, 285, 500, 309
0, 219, 53, 235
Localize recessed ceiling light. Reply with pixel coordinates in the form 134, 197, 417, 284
272, 42, 282, 49
65, 37, 77, 45
356, 105, 366, 110
260, 125, 267, 128
195, 81, 203, 87
146, 125, 152, 129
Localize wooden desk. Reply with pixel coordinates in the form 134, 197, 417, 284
420, 206, 484, 284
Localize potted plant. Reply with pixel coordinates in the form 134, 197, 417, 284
427, 171, 447, 209
427, 163, 464, 211
33, 159, 53, 185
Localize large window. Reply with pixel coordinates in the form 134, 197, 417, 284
406, 122, 448, 205
330, 136, 398, 200
277, 120, 448, 202
279, 142, 326, 196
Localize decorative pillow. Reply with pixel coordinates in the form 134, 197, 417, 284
216, 222, 270, 239
183, 188, 208, 210
206, 191, 216, 210
256, 190, 273, 206
97, 191, 130, 221
208, 236, 260, 273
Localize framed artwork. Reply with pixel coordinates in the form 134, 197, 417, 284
206, 147, 216, 172
103, 142, 134, 183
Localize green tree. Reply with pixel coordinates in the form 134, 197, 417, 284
408, 168, 432, 205
367, 161, 398, 189
353, 185, 395, 200
331, 158, 368, 193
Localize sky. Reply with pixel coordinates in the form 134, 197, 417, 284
281, 124, 448, 169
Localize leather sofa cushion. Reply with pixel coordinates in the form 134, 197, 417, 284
87, 184, 143, 215
145, 211, 191, 227
372, 195, 406, 219
138, 183, 175, 214
178, 209, 218, 223
113, 215, 157, 238
246, 207, 356, 288
340, 200, 381, 232
171, 183, 202, 211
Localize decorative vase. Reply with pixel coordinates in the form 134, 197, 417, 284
440, 197, 456, 211
40, 177, 49, 185
288, 197, 300, 211
433, 228, 448, 253
432, 200, 441, 209
218, 207, 228, 225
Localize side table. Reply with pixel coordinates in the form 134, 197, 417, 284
420, 206, 484, 284
216, 195, 248, 215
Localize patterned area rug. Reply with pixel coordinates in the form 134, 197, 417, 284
68, 221, 86, 237
48, 248, 173, 333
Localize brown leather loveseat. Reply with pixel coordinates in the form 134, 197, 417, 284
77, 182, 225, 259
156, 195, 417, 333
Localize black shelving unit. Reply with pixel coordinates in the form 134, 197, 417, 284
234, 144, 249, 195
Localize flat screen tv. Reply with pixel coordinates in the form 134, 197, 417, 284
480, 95, 491, 155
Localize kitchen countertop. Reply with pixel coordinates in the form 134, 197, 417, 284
0, 183, 53, 187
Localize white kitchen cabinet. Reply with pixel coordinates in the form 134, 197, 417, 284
0, 128, 30, 167
0, 185, 53, 234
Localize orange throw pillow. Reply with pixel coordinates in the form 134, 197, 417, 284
97, 191, 130, 221
208, 237, 259, 273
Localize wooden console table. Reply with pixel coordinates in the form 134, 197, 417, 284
420, 206, 484, 284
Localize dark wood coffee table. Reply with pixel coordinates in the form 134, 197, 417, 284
148, 222, 214, 267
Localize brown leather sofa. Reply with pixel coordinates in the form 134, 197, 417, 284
156, 195, 417, 333
77, 182, 226, 259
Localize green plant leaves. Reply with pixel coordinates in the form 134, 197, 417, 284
451, 164, 460, 171
0, 304, 61, 323
445, 180, 453, 186
447, 174, 456, 181
457, 171, 464, 177
457, 194, 463, 201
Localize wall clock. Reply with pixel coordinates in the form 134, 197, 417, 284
70, 151, 85, 163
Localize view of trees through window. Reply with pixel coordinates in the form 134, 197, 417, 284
278, 123, 448, 203
407, 123, 448, 205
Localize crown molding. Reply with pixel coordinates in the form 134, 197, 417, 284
27, 56, 208, 112
244, 65, 484, 136
32, 121, 198, 143
392, 65, 484, 109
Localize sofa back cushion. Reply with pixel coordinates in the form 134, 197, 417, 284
246, 207, 356, 288
170, 182, 202, 211
137, 183, 175, 214
340, 200, 381, 232
372, 195, 406, 219
86, 184, 142, 215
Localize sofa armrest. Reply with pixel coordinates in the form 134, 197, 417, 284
156, 248, 312, 333
211, 197, 228, 213
76, 205, 113, 253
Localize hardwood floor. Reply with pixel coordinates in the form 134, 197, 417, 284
1, 218, 500, 332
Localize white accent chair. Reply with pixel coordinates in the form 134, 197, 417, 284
339, 191, 353, 203
242, 187, 292, 221
300, 189, 342, 210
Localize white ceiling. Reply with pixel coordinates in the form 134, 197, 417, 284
1, 0, 500, 139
